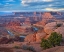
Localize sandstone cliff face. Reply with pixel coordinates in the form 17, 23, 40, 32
36, 20, 47, 26
24, 34, 34, 42
7, 21, 21, 26
42, 12, 53, 19
44, 22, 57, 34
44, 22, 64, 39
24, 18, 31, 25
24, 32, 47, 42
25, 21, 64, 42
55, 27, 64, 38
36, 32, 47, 42
6, 18, 32, 35
35, 12, 55, 27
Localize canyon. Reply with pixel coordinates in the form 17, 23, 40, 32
0, 12, 64, 52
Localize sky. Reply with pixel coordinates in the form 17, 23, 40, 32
0, 0, 64, 12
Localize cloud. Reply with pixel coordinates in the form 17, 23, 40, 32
0, 0, 64, 12
4, 3, 14, 7
22, 0, 53, 3
48, 4, 53, 7
42, 0, 53, 2
45, 8, 64, 11
21, 0, 53, 6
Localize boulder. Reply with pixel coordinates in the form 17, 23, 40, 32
44, 22, 57, 34
24, 34, 34, 42
24, 32, 47, 42
36, 32, 47, 42
55, 27, 64, 38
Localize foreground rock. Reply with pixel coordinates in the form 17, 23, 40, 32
0, 37, 14, 44
44, 22, 64, 39
41, 46, 64, 52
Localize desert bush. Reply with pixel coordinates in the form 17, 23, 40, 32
41, 32, 62, 49
56, 23, 62, 27
27, 46, 36, 52
48, 32, 62, 47
41, 39, 52, 49
22, 45, 36, 52
14, 46, 20, 49
22, 45, 29, 50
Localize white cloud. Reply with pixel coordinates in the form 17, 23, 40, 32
42, 0, 53, 2
45, 8, 64, 11
22, 0, 53, 3
21, 0, 29, 6
21, 0, 53, 6
21, 0, 36, 6
4, 3, 13, 7
48, 4, 53, 7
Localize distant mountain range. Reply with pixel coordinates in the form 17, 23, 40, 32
0, 12, 14, 15
0, 12, 64, 18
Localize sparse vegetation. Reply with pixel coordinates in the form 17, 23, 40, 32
22, 45, 29, 50
48, 32, 62, 47
41, 32, 62, 49
14, 46, 20, 49
56, 23, 62, 27
27, 46, 36, 52
22, 45, 36, 52
41, 39, 52, 49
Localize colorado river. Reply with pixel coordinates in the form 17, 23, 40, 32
7, 30, 25, 40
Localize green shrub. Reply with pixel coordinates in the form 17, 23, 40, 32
14, 46, 20, 49
22, 45, 29, 50
48, 32, 62, 47
41, 39, 52, 49
22, 45, 36, 52
27, 46, 36, 52
56, 24, 62, 27
41, 32, 62, 49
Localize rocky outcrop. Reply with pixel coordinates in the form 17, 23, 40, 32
44, 22, 64, 38
7, 21, 21, 26
36, 32, 47, 42
0, 37, 14, 44
24, 32, 47, 42
36, 20, 47, 26
55, 27, 64, 38
44, 22, 57, 34
0, 36, 25, 44
35, 12, 55, 27
42, 12, 53, 19
24, 18, 31, 25
0, 27, 9, 36
41, 46, 64, 52
24, 34, 34, 42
